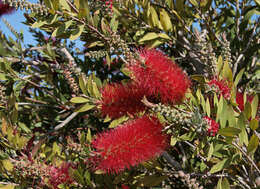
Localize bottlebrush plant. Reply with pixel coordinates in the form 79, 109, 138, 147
0, 0, 259, 189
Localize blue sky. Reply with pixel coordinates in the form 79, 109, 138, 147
0, 0, 38, 46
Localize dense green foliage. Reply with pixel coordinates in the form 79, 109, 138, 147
0, 0, 259, 188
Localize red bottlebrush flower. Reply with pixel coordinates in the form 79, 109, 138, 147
128, 49, 190, 104
236, 91, 244, 111
100, 82, 148, 119
0, 0, 15, 17
91, 116, 168, 173
121, 185, 130, 189
48, 162, 74, 189
236, 91, 254, 111
208, 78, 231, 100
204, 116, 219, 136
99, 0, 113, 11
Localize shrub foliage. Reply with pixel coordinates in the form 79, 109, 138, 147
0, 0, 259, 188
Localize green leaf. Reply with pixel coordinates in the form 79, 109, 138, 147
255, 0, 260, 6
52, 142, 61, 155
176, 0, 184, 12
0, 185, 15, 189
87, 128, 92, 142
206, 98, 211, 117
110, 15, 119, 32
216, 95, 223, 122
251, 95, 259, 119
31, 21, 47, 28
101, 18, 109, 35
158, 33, 171, 40
160, 9, 172, 32
109, 116, 129, 128
234, 68, 245, 87
18, 122, 31, 134
249, 119, 259, 130
227, 105, 236, 127
247, 134, 259, 154
43, 0, 53, 10
170, 136, 177, 146
52, 0, 59, 10
149, 6, 160, 27
139, 32, 159, 43
222, 61, 233, 82
217, 56, 223, 75
147, 39, 163, 48
92, 81, 101, 99
207, 143, 214, 161
189, 0, 198, 7
200, 0, 210, 7
70, 97, 89, 103
237, 115, 248, 145
79, 74, 87, 95
218, 127, 241, 137
75, 104, 95, 113
78, 0, 90, 19
52, 23, 66, 38
0, 73, 7, 80
2, 159, 13, 172
210, 158, 231, 174
59, 0, 71, 11
244, 102, 252, 120
222, 178, 230, 189
73, 169, 85, 184
216, 178, 222, 189
70, 24, 85, 40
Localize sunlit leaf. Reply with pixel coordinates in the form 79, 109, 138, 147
160, 9, 172, 32
109, 116, 129, 128
251, 95, 259, 118
139, 32, 159, 42
75, 104, 95, 112
218, 127, 241, 137
70, 24, 85, 40
70, 97, 89, 103
247, 134, 259, 154
210, 158, 231, 174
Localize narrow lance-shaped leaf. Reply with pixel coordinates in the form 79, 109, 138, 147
247, 134, 259, 154
75, 104, 95, 113
218, 127, 241, 137
70, 24, 85, 40
139, 32, 159, 43
251, 95, 259, 118
160, 9, 172, 32
70, 97, 89, 103
210, 158, 231, 174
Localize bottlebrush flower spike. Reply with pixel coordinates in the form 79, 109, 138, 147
236, 91, 254, 111
203, 116, 219, 136
91, 116, 168, 173
0, 0, 15, 17
100, 82, 148, 119
128, 48, 190, 104
208, 78, 231, 100
48, 162, 74, 189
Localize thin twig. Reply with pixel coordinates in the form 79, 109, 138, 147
0, 182, 18, 186
65, 0, 78, 13
232, 141, 260, 175
17, 102, 60, 108
54, 112, 79, 130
